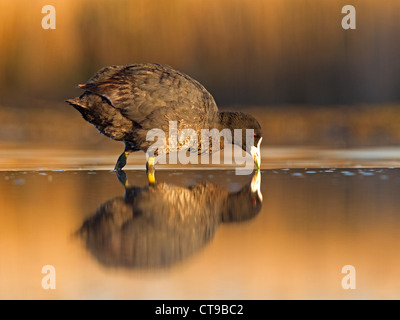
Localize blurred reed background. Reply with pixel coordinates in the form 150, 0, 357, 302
1, 0, 400, 148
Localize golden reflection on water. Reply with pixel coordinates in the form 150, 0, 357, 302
78, 170, 262, 269
1, 168, 400, 299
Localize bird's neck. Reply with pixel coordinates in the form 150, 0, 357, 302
216, 111, 244, 131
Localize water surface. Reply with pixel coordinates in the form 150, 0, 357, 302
2, 166, 400, 299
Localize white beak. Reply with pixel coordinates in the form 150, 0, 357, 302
250, 137, 262, 170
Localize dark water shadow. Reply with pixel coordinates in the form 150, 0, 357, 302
77, 170, 263, 269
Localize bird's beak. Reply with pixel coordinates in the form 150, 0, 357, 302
250, 137, 262, 170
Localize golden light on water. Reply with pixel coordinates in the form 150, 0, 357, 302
2, 169, 400, 299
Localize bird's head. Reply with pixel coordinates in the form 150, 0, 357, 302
219, 111, 262, 169
228, 112, 262, 169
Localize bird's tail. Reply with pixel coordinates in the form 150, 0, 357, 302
65, 97, 87, 109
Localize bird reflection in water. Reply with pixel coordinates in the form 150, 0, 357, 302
77, 170, 262, 269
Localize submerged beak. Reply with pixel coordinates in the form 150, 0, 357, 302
250, 137, 262, 170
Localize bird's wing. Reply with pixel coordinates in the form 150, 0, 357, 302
79, 64, 218, 124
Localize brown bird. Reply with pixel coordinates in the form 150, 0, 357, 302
66, 63, 262, 176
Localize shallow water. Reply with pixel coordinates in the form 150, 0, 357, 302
2, 166, 400, 299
